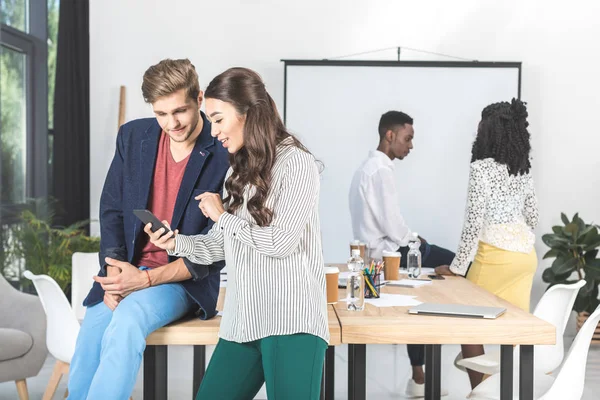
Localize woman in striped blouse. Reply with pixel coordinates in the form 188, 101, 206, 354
147, 67, 329, 399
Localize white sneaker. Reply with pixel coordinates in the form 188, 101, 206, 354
404, 379, 449, 398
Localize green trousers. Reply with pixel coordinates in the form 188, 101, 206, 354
196, 333, 327, 400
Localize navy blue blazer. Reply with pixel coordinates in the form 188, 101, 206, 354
83, 112, 230, 319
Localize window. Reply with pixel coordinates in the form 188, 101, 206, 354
0, 0, 28, 32
0, 45, 27, 204
0, 0, 49, 208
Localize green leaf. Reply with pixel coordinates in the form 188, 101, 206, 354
574, 292, 591, 313
578, 224, 596, 239
542, 268, 554, 283
584, 250, 599, 263
561, 213, 570, 225
564, 223, 579, 238
543, 248, 562, 259
575, 285, 600, 314
552, 226, 563, 235
584, 260, 600, 278
584, 240, 600, 251
542, 234, 570, 248
551, 257, 579, 275
579, 278, 597, 295
543, 267, 576, 284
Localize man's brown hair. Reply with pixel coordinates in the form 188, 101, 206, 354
141, 58, 200, 104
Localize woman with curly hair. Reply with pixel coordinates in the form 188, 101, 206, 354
435, 98, 538, 389
146, 67, 329, 399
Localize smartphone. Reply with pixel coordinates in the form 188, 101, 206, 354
428, 274, 445, 280
133, 209, 171, 236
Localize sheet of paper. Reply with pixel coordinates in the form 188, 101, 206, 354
365, 293, 422, 307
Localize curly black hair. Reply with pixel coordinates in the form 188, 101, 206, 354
471, 98, 531, 176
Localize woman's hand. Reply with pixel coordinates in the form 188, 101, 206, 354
144, 221, 178, 251
435, 265, 456, 276
196, 192, 226, 223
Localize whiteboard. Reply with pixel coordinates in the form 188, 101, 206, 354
284, 61, 520, 263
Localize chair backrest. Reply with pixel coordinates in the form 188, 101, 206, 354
532, 280, 586, 373
540, 304, 600, 400
23, 271, 80, 363
71, 252, 100, 321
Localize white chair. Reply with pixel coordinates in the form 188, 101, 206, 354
457, 280, 586, 375
468, 303, 600, 400
71, 252, 100, 321
25, 269, 135, 400
23, 271, 80, 400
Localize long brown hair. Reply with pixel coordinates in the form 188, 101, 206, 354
205, 67, 310, 226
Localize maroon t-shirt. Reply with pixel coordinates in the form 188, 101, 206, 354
136, 132, 190, 268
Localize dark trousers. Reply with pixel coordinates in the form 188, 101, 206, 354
398, 242, 455, 366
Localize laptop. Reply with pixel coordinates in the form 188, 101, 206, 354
408, 303, 506, 319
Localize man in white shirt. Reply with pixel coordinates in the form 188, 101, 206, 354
349, 110, 454, 398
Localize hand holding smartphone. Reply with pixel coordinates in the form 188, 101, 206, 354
133, 209, 171, 237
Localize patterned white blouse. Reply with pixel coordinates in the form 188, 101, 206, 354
449, 158, 539, 276
169, 138, 330, 344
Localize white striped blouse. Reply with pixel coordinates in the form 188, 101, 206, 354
169, 138, 330, 344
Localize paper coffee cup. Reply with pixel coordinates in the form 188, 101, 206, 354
325, 266, 340, 304
382, 251, 402, 281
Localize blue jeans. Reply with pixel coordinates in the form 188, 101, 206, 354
67, 278, 193, 400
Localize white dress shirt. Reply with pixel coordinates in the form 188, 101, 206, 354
349, 150, 412, 260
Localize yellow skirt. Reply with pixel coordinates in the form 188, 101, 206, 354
466, 242, 537, 312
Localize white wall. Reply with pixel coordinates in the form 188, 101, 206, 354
90, 0, 600, 321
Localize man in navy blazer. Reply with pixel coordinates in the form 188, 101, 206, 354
67, 59, 229, 400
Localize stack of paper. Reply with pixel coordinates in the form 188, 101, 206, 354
387, 279, 432, 288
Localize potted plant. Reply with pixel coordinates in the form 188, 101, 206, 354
541, 213, 600, 342
0, 198, 100, 297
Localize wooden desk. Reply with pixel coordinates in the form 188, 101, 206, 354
144, 288, 341, 400
331, 268, 555, 400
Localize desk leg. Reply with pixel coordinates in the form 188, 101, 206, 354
500, 345, 513, 400
519, 345, 534, 400
348, 344, 366, 400
143, 345, 168, 400
192, 345, 206, 400
424, 344, 441, 400
321, 346, 335, 400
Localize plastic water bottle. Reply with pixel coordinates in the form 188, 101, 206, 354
346, 249, 365, 311
407, 232, 422, 279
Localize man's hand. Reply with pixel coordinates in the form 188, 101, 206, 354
94, 257, 150, 297
145, 221, 177, 251
196, 192, 225, 223
103, 265, 123, 310
103, 292, 123, 311
434, 265, 456, 276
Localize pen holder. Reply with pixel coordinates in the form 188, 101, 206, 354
364, 272, 381, 298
